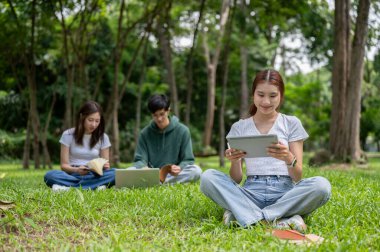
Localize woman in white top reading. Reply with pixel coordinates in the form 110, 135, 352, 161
200, 69, 331, 232
44, 101, 115, 191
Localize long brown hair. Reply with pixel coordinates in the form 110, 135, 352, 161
74, 101, 105, 148
249, 69, 285, 116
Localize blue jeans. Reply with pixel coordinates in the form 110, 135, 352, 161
200, 169, 331, 227
165, 164, 202, 184
44, 168, 116, 190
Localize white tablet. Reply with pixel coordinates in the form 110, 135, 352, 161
226, 134, 278, 158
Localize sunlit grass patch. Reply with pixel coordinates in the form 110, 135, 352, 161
1, 157, 379, 251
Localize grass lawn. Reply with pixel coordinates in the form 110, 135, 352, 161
1, 156, 379, 251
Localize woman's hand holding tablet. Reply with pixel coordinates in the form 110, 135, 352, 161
226, 134, 279, 158
225, 143, 246, 161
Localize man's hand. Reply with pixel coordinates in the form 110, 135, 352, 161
169, 165, 181, 176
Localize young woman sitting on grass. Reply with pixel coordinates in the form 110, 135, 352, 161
200, 69, 331, 232
44, 101, 115, 191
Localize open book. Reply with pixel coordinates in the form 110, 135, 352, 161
271, 229, 324, 245
159, 164, 174, 183
86, 158, 108, 176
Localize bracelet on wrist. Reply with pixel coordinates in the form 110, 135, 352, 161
287, 156, 297, 168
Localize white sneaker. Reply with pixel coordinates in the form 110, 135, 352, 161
96, 185, 107, 191
52, 184, 70, 192
223, 210, 236, 225
273, 215, 307, 233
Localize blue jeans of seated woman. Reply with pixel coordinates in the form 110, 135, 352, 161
200, 169, 331, 227
44, 168, 115, 190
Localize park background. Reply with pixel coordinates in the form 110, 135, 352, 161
0, 0, 379, 168
0, 0, 380, 250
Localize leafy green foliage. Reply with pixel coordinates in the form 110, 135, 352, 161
0, 130, 25, 160
361, 52, 380, 150
0, 130, 60, 163
0, 0, 378, 162
299, 0, 334, 66
0, 91, 27, 132
283, 69, 332, 150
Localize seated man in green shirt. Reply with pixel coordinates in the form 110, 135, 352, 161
133, 94, 202, 183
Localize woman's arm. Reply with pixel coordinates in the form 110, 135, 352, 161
60, 144, 88, 175
286, 140, 304, 182
267, 140, 304, 182
226, 148, 246, 183
230, 159, 243, 183
100, 147, 110, 169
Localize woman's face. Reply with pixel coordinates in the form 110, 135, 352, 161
84, 112, 101, 134
253, 82, 281, 115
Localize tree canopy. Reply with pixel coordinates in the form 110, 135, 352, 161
0, 0, 379, 167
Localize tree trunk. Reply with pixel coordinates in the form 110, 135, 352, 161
218, 3, 235, 167
135, 37, 150, 144
330, 0, 370, 163
238, 0, 248, 118
7, 0, 40, 168
27, 0, 40, 169
135, 73, 143, 144
26, 63, 40, 169
330, 0, 350, 160
157, 1, 179, 116
108, 0, 126, 166
112, 99, 120, 165
118, 33, 148, 105
41, 93, 56, 169
22, 114, 31, 169
202, 0, 230, 148
92, 55, 114, 100
104, 2, 159, 128
345, 0, 370, 162
95, 2, 162, 103
72, 0, 99, 101
219, 67, 228, 168
108, 0, 152, 163
58, 0, 74, 130
202, 42, 216, 148
240, 45, 249, 118
280, 43, 287, 74
185, 0, 206, 125
113, 32, 149, 163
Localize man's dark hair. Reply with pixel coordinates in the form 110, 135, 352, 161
147, 94, 170, 113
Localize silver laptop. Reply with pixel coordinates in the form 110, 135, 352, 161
115, 168, 160, 188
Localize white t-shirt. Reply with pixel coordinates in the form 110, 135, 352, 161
59, 128, 111, 166
226, 113, 309, 176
